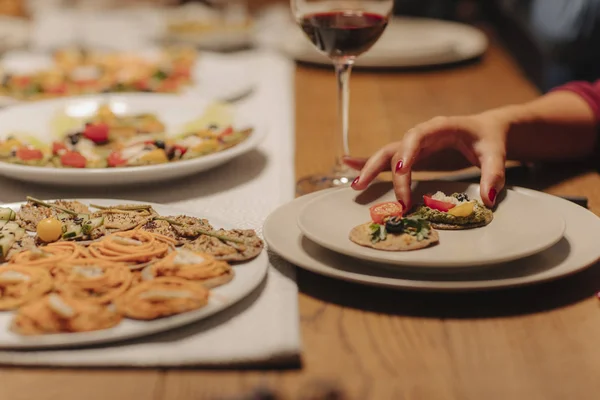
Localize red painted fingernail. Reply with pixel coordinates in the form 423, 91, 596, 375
399, 200, 406, 210
489, 188, 497, 203
395, 160, 403, 173
351, 177, 359, 187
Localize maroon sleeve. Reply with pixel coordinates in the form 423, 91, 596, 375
551, 80, 600, 122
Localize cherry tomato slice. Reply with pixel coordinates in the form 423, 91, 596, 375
12, 76, 31, 88
52, 142, 67, 155
83, 123, 109, 144
60, 151, 87, 168
16, 147, 43, 161
107, 151, 127, 167
423, 195, 456, 212
218, 126, 234, 138
369, 202, 404, 224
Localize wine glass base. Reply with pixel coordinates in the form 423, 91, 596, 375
296, 174, 355, 197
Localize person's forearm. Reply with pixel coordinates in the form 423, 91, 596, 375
491, 90, 598, 161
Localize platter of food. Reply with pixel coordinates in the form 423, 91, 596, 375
0, 47, 253, 107
265, 182, 600, 291
0, 197, 267, 348
162, 2, 254, 51
0, 93, 264, 185
297, 181, 566, 268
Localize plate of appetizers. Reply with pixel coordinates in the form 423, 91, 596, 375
0, 48, 254, 107
0, 93, 264, 185
297, 181, 566, 268
265, 182, 600, 291
161, 3, 254, 51
0, 197, 267, 348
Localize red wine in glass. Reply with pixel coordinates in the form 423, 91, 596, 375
300, 11, 388, 59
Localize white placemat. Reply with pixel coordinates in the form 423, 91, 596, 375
0, 49, 301, 367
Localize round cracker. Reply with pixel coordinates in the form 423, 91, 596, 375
430, 208, 493, 230
349, 223, 439, 251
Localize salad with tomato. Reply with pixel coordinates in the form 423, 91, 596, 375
0, 47, 196, 102
0, 103, 253, 169
410, 191, 493, 229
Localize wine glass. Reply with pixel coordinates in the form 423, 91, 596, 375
292, 0, 393, 195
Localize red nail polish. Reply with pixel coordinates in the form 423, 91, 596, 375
399, 200, 406, 210
351, 177, 359, 187
395, 160, 403, 173
489, 188, 497, 203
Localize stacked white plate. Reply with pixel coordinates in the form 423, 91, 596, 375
263, 181, 600, 291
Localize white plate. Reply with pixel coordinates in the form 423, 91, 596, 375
0, 50, 255, 107
265, 184, 600, 291
161, 3, 254, 51
0, 199, 268, 349
298, 181, 565, 268
280, 17, 488, 68
0, 93, 265, 186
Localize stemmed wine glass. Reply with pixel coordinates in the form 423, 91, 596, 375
292, 0, 394, 195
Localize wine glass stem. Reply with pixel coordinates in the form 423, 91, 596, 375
333, 59, 354, 175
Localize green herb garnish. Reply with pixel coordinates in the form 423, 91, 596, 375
400, 216, 431, 241
152, 70, 168, 80
369, 223, 387, 244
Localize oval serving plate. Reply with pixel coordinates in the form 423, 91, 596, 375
0, 199, 268, 349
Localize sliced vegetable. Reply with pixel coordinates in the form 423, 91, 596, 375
62, 222, 83, 239
83, 123, 109, 144
0, 207, 16, 221
52, 142, 67, 155
448, 202, 475, 217
0, 222, 25, 259
82, 216, 104, 235
16, 147, 43, 161
369, 202, 404, 224
423, 195, 456, 212
60, 151, 87, 168
107, 151, 127, 167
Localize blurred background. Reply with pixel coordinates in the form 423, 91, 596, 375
2, 0, 600, 92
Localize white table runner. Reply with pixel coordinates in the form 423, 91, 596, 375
0, 49, 301, 367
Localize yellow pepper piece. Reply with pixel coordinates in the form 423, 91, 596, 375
448, 201, 475, 217
191, 139, 219, 154
140, 149, 168, 164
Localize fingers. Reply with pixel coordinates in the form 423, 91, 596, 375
341, 156, 367, 171
478, 144, 506, 207
390, 151, 413, 209
396, 116, 461, 174
350, 142, 399, 190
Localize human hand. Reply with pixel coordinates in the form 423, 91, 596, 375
344, 111, 511, 209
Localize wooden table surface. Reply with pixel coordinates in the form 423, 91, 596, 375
2, 34, 600, 400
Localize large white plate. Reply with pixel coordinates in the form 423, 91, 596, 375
0, 199, 268, 349
280, 17, 488, 68
0, 93, 265, 185
0, 50, 255, 107
265, 183, 600, 291
298, 181, 565, 268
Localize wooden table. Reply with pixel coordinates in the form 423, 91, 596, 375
2, 34, 600, 400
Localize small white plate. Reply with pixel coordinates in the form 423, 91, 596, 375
0, 199, 268, 349
264, 184, 600, 291
297, 181, 565, 268
0, 93, 265, 186
280, 17, 488, 68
